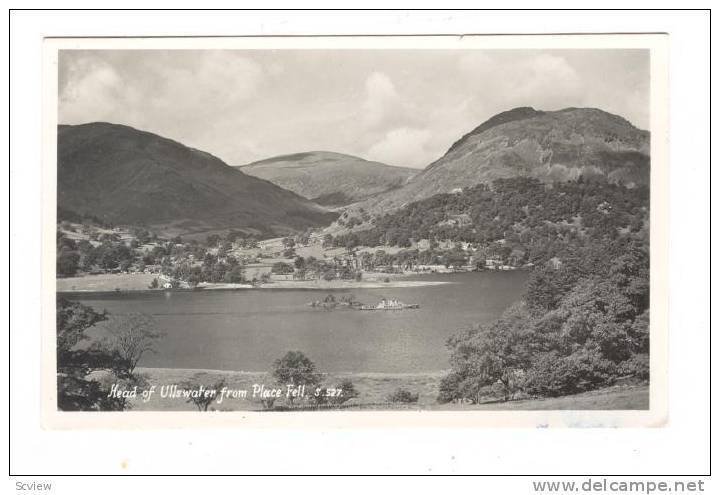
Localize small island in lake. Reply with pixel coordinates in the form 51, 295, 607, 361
307, 294, 419, 311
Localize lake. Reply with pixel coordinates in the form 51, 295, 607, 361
62, 271, 528, 373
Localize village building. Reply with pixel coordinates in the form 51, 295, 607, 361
485, 257, 504, 270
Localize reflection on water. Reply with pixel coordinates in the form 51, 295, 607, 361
63, 271, 528, 373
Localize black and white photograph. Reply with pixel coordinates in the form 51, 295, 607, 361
9, 7, 713, 483
47, 37, 665, 418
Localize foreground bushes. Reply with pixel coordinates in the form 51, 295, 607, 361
388, 388, 419, 404
438, 245, 650, 404
522, 349, 616, 397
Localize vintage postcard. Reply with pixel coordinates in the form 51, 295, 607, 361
42, 34, 668, 428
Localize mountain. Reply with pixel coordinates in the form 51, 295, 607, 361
57, 123, 337, 237
237, 151, 416, 207
343, 107, 650, 220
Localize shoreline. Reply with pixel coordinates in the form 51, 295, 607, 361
204, 280, 453, 290
135, 366, 448, 378
57, 273, 458, 294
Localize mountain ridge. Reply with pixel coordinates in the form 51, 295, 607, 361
237, 150, 417, 207
57, 122, 337, 237
338, 106, 650, 225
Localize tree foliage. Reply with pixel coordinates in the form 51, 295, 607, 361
332, 379, 359, 405
56, 298, 133, 411
271, 351, 321, 406
387, 388, 419, 404
439, 241, 650, 403
102, 314, 165, 374
333, 177, 648, 269
272, 351, 321, 387
271, 262, 294, 275
182, 376, 227, 412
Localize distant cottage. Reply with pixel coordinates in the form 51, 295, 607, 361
439, 213, 472, 227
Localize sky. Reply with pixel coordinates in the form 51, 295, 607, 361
58, 49, 649, 169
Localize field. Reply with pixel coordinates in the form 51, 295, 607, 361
426, 384, 649, 411
57, 273, 158, 292
126, 367, 648, 412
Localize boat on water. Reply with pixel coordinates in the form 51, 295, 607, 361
358, 298, 420, 311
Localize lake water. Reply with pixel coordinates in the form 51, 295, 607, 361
62, 271, 528, 373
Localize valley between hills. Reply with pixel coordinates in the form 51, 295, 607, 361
57, 106, 651, 411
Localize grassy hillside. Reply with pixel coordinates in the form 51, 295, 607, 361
127, 367, 648, 411
239, 151, 416, 206
345, 107, 649, 217
58, 123, 337, 237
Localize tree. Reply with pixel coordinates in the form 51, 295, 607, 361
223, 265, 246, 283
444, 252, 467, 269
525, 265, 581, 313
271, 262, 294, 275
205, 234, 220, 247
56, 298, 131, 411
441, 257, 649, 402
57, 298, 107, 358
322, 234, 333, 248
298, 230, 311, 246
548, 277, 637, 363
271, 351, 320, 405
133, 228, 151, 245
331, 378, 359, 405
257, 396, 277, 410
57, 232, 80, 276
182, 376, 226, 411
282, 237, 296, 249
437, 372, 464, 404
103, 314, 165, 375
308, 387, 329, 408
618, 352, 649, 381
57, 246, 80, 277
523, 349, 615, 397
439, 303, 536, 403
218, 241, 233, 256
387, 388, 419, 404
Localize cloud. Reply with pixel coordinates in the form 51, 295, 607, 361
457, 52, 584, 117
365, 71, 396, 101
59, 57, 127, 123
366, 127, 433, 168
512, 54, 582, 105
58, 49, 649, 168
59, 51, 264, 148
159, 52, 263, 114
361, 71, 408, 130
